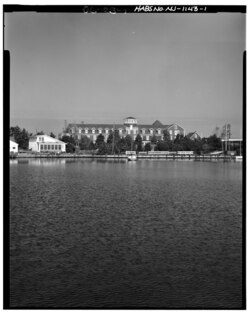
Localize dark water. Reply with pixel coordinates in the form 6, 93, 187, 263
9, 159, 243, 308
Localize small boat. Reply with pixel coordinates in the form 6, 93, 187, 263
127, 154, 137, 161
235, 156, 243, 161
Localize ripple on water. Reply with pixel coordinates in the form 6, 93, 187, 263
9, 160, 243, 308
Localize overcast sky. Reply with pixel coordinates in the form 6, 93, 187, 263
5, 11, 245, 137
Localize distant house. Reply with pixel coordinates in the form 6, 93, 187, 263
186, 131, 201, 141
61, 117, 185, 145
29, 134, 66, 153
10, 138, 18, 154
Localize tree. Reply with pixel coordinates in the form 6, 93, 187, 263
206, 134, 222, 152
144, 143, 151, 152
134, 134, 143, 152
163, 129, 171, 142
10, 126, 20, 138
10, 126, 29, 149
79, 135, 91, 150
150, 134, 157, 144
36, 131, 45, 135
89, 141, 96, 150
97, 143, 109, 155
174, 134, 184, 144
107, 130, 121, 153
213, 126, 220, 137
172, 143, 184, 152
95, 134, 105, 148
50, 132, 56, 138
60, 135, 76, 153
107, 130, 121, 145
156, 140, 169, 151
193, 139, 203, 155
116, 137, 126, 153
124, 135, 133, 151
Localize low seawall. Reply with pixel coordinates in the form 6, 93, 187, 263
13, 153, 239, 161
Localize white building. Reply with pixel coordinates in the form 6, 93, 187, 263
29, 134, 66, 153
10, 139, 18, 154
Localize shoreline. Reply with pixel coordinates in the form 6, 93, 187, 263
10, 153, 242, 162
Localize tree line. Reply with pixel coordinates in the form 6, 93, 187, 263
9, 124, 234, 154
60, 130, 223, 154
9, 126, 55, 150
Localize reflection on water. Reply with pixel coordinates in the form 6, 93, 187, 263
9, 160, 243, 308
12, 158, 66, 166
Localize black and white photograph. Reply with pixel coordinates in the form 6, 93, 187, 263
4, 4, 246, 309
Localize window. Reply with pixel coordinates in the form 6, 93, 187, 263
47, 145, 50, 150
51, 145, 54, 150
58, 145, 61, 150
44, 145, 47, 150
40, 145, 44, 150
55, 145, 58, 150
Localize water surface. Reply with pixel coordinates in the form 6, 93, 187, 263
9, 159, 243, 308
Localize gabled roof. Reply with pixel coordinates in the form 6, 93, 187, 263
29, 134, 65, 144
152, 120, 163, 128
166, 124, 185, 131
186, 131, 200, 139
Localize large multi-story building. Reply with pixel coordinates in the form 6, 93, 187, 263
62, 117, 185, 145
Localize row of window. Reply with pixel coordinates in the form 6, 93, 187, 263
79, 134, 178, 141
70, 129, 182, 135
40, 144, 62, 150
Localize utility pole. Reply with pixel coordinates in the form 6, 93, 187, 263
112, 124, 115, 155
64, 120, 67, 133
225, 124, 227, 152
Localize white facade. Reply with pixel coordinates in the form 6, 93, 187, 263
10, 140, 18, 153
29, 135, 66, 152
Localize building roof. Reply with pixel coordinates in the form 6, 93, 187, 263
186, 131, 200, 139
29, 134, 65, 144
67, 122, 184, 130
152, 120, 163, 127
10, 137, 17, 143
68, 123, 124, 129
